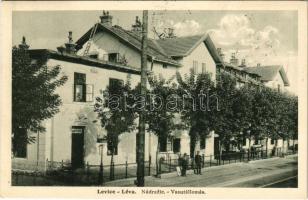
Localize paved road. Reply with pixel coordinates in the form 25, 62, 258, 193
105, 155, 297, 187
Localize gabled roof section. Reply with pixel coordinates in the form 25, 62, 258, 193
155, 34, 206, 57
244, 65, 290, 86
75, 23, 181, 67
156, 34, 225, 67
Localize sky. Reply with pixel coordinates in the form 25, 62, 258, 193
12, 10, 298, 94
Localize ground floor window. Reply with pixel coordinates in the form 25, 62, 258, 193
271, 139, 275, 145
13, 128, 27, 158
200, 136, 206, 150
242, 138, 247, 146
173, 138, 181, 153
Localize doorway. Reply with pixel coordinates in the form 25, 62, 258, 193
71, 126, 85, 169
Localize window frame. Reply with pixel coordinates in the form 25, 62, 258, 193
74, 72, 87, 102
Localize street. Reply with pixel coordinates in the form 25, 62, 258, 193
104, 155, 297, 187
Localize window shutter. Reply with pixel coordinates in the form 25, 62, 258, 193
86, 84, 94, 102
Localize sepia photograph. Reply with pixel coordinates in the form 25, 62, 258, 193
0, 1, 307, 199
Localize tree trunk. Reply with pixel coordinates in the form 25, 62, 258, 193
292, 136, 295, 153
190, 136, 196, 159
219, 139, 222, 165
156, 141, 160, 176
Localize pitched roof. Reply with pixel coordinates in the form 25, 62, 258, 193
244, 65, 290, 86
156, 34, 206, 57
75, 23, 181, 67
29, 49, 141, 75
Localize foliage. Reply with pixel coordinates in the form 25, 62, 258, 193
176, 69, 215, 157
94, 76, 138, 157
12, 41, 67, 154
146, 74, 178, 149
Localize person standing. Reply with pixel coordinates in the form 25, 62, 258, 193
195, 151, 202, 175
181, 153, 188, 176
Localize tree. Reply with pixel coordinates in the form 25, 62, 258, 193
232, 83, 255, 150
176, 69, 215, 158
12, 37, 67, 156
146, 74, 178, 174
210, 71, 238, 162
94, 76, 137, 169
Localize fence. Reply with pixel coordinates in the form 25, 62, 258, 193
12, 147, 297, 186
158, 147, 296, 175
12, 159, 155, 186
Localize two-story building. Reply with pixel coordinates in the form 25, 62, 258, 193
12, 12, 222, 171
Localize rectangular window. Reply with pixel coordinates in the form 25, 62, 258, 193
271, 139, 275, 145
14, 128, 27, 158
108, 53, 119, 63
173, 138, 181, 153
200, 136, 206, 149
202, 63, 206, 74
278, 84, 281, 93
242, 138, 247, 146
193, 60, 198, 74
254, 140, 259, 145
159, 136, 167, 152
109, 78, 124, 90
167, 138, 172, 152
74, 72, 86, 102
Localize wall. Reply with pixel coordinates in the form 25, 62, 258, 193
264, 72, 285, 92
77, 32, 142, 69
180, 41, 216, 81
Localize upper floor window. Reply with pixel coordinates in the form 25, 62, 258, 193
193, 60, 198, 74
202, 63, 206, 74
108, 53, 119, 63
74, 72, 93, 102
109, 78, 124, 93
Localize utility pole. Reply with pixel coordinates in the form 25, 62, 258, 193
136, 10, 148, 187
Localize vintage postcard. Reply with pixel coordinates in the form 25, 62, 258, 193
0, 1, 307, 199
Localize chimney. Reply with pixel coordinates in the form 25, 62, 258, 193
166, 28, 175, 38
217, 48, 225, 62
240, 59, 246, 67
57, 31, 77, 54
19, 36, 29, 49
257, 63, 261, 67
100, 10, 113, 26
131, 16, 142, 33
230, 52, 239, 66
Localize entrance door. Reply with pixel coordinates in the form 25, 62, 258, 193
71, 126, 85, 169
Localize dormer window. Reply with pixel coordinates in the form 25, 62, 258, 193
108, 53, 119, 63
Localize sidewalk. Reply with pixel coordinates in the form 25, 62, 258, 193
104, 155, 298, 187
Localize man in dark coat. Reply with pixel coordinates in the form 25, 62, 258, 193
195, 151, 202, 175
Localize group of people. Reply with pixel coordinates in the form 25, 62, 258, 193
178, 151, 203, 176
